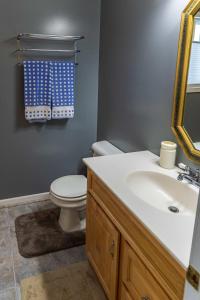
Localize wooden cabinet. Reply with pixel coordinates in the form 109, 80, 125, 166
86, 194, 120, 300
86, 170, 186, 300
119, 239, 171, 300
120, 285, 137, 300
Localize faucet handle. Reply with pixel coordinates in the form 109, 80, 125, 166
178, 163, 200, 179
195, 168, 200, 181
178, 163, 189, 172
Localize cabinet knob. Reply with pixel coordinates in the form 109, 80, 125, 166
109, 240, 115, 257
141, 297, 150, 300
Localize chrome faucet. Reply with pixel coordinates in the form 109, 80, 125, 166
177, 163, 200, 188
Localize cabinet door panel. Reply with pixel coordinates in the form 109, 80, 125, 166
86, 194, 120, 300
120, 284, 140, 300
121, 239, 171, 300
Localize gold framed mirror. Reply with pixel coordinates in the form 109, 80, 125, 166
172, 0, 200, 163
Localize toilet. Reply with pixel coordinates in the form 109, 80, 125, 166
50, 141, 123, 233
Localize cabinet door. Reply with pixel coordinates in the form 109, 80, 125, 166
86, 194, 120, 300
120, 239, 171, 300
120, 284, 140, 300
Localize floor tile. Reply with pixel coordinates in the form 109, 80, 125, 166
34, 200, 56, 211
0, 209, 9, 230
0, 227, 12, 258
13, 246, 87, 285
0, 288, 16, 300
8, 205, 35, 227
50, 245, 87, 267
0, 256, 15, 291
2, 201, 87, 297
8, 201, 56, 228
25, 200, 54, 213
10, 227, 18, 256
13, 252, 58, 284
15, 286, 21, 300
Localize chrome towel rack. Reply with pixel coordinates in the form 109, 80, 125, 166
16, 33, 85, 64
16, 48, 80, 54
17, 33, 84, 41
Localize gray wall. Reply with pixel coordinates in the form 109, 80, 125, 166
0, 0, 100, 199
98, 0, 190, 162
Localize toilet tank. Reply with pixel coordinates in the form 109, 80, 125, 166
91, 141, 123, 156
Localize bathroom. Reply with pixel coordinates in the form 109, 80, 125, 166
0, 0, 200, 299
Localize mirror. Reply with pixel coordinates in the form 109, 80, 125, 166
172, 0, 200, 162
185, 13, 200, 150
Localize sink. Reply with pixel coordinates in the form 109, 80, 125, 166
126, 171, 198, 215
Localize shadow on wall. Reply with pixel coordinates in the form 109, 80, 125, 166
14, 64, 69, 130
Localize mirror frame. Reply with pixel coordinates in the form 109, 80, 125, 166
172, 0, 200, 163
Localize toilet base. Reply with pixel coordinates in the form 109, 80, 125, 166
59, 207, 86, 233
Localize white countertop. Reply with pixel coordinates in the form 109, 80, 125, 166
83, 151, 199, 269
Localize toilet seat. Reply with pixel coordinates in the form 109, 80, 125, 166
50, 175, 87, 199
50, 191, 86, 202
50, 175, 87, 211
50, 193, 87, 209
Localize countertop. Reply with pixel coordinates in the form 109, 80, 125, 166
83, 151, 199, 269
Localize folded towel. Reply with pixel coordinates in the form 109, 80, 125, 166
24, 61, 51, 122
51, 62, 75, 119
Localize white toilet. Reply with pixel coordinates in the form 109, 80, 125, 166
50, 141, 123, 233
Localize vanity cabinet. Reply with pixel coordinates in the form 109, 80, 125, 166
86, 169, 186, 300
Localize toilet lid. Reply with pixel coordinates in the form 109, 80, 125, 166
50, 175, 87, 198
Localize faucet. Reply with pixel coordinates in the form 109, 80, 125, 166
177, 163, 200, 188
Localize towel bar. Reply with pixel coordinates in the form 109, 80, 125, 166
17, 33, 84, 41
16, 48, 80, 54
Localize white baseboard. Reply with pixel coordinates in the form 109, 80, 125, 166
0, 192, 50, 208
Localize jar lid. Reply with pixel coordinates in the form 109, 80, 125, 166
161, 141, 177, 150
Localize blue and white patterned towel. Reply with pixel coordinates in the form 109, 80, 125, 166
51, 62, 75, 119
24, 61, 75, 121
24, 61, 51, 122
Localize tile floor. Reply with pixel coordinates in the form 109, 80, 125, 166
0, 200, 87, 300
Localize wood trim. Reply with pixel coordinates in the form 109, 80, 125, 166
88, 170, 186, 300
0, 192, 50, 208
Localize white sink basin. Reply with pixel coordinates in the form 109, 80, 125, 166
126, 171, 198, 215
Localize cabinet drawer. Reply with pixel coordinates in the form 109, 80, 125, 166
121, 239, 171, 300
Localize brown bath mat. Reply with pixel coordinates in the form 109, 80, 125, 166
21, 261, 107, 300
15, 208, 85, 258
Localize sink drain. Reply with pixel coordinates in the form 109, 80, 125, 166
168, 206, 179, 213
